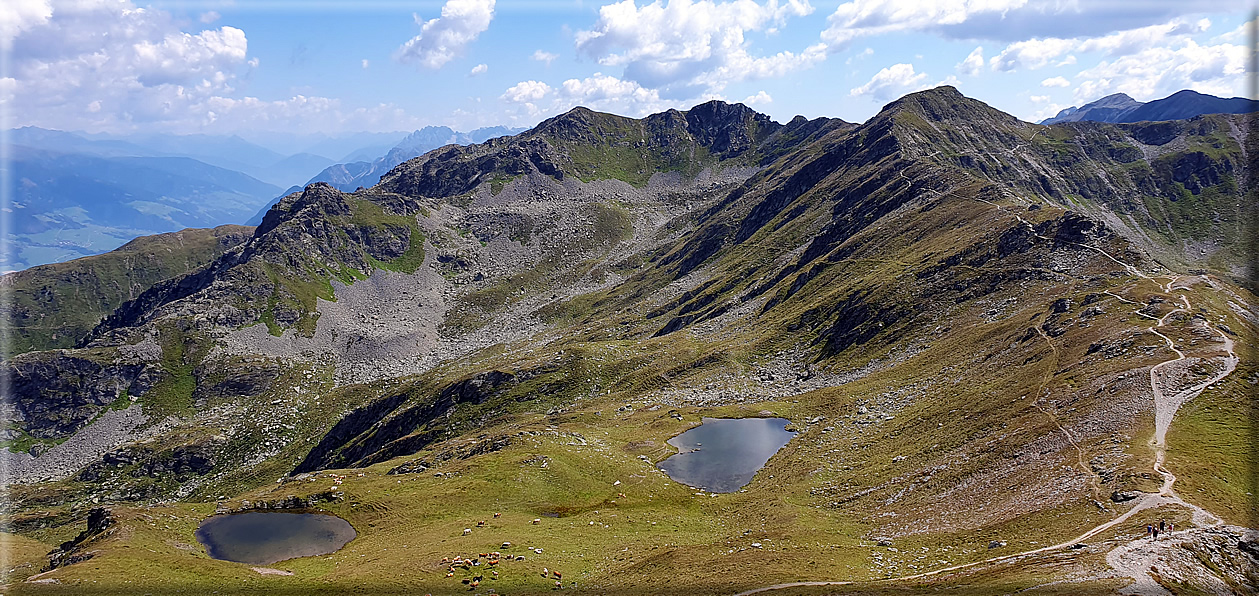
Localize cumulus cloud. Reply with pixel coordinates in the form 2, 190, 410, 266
470, 63, 488, 76
574, 0, 823, 98
957, 46, 984, 76
849, 63, 928, 100
532, 49, 559, 65
743, 90, 772, 105
1029, 94, 1049, 103
3, 0, 420, 134
500, 73, 672, 120
822, 0, 1028, 49
396, 0, 495, 69
1073, 39, 1246, 102
362, 59, 370, 69
990, 18, 1211, 71
502, 80, 553, 103
0, 0, 52, 48
1041, 76, 1069, 87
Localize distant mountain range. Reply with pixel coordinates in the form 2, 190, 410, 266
245, 125, 525, 225
10, 127, 341, 189
306, 125, 526, 192
5, 146, 283, 270
1041, 89, 1256, 124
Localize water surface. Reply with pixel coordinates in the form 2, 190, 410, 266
195, 511, 356, 565
657, 417, 795, 493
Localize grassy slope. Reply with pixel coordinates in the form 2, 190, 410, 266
2, 225, 252, 356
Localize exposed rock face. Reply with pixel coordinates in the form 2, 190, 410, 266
76, 442, 216, 482
3, 351, 157, 439
44, 508, 114, 571
292, 369, 526, 474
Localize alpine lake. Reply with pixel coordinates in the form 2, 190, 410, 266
656, 417, 796, 493
195, 511, 357, 565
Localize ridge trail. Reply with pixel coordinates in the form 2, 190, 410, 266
735, 171, 1243, 596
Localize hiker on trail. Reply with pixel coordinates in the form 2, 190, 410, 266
1159, 519, 1165, 532
1153, 527, 1159, 540
1146, 524, 1153, 537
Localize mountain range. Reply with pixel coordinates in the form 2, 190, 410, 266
1, 87, 1254, 594
305, 124, 527, 192
1041, 89, 1256, 124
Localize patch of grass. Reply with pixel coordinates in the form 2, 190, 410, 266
142, 323, 207, 419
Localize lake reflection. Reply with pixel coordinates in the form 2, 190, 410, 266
195, 511, 356, 565
657, 417, 795, 493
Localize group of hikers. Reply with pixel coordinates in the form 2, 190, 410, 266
1145, 519, 1173, 540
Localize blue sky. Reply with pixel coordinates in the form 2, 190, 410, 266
2, 0, 1253, 136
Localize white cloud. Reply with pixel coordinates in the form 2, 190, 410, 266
502, 80, 553, 103
396, 0, 495, 69
849, 63, 928, 100
3, 0, 423, 134
0, 0, 51, 48
1029, 94, 1049, 103
957, 46, 983, 76
362, 59, 370, 69
199, 11, 220, 24
1073, 39, 1246, 102
1214, 17, 1253, 43
500, 73, 673, 122
469, 63, 488, 76
822, 0, 1028, 49
743, 90, 772, 105
989, 37, 1075, 71
1041, 76, 1069, 87
574, 0, 822, 98
532, 49, 559, 65
991, 18, 1212, 71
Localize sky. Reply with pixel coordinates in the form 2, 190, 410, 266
2, 0, 1254, 137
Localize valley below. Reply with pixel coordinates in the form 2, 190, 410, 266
2, 88, 1256, 595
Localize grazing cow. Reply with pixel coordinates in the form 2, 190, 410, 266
477, 520, 486, 527
463, 528, 472, 535
541, 567, 549, 577
555, 580, 563, 589
533, 518, 542, 524
553, 571, 562, 579
494, 512, 502, 518
471, 580, 480, 588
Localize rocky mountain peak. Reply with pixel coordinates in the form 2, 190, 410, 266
683, 100, 778, 157
878, 85, 1018, 127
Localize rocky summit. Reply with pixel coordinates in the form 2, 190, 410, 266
2, 87, 1256, 595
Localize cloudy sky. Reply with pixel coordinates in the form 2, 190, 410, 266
2, 0, 1252, 135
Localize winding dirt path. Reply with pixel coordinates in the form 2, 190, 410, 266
733, 190, 1244, 596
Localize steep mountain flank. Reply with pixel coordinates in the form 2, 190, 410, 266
4, 89, 1255, 595
0, 225, 252, 356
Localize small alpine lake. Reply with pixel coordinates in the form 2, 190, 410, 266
657, 417, 796, 493
195, 511, 356, 565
